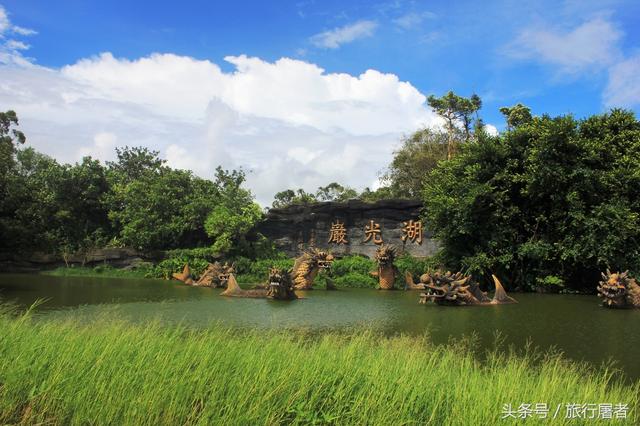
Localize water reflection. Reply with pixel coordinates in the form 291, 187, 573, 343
1, 273, 639, 380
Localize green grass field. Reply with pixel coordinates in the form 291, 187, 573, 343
0, 307, 637, 425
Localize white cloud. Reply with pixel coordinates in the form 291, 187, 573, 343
5, 39, 28, 50
0, 6, 36, 37
392, 11, 435, 30
0, 6, 36, 66
12, 25, 37, 36
77, 132, 118, 162
0, 52, 438, 205
506, 17, 622, 75
604, 54, 640, 108
484, 124, 499, 136
310, 20, 377, 49
0, 6, 9, 33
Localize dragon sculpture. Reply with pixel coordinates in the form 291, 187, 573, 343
220, 267, 297, 300
291, 248, 335, 290
172, 262, 234, 288
370, 244, 399, 290
404, 272, 430, 290
418, 271, 517, 306
597, 269, 640, 309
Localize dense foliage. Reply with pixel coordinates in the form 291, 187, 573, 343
378, 128, 450, 198
0, 114, 260, 256
424, 109, 640, 290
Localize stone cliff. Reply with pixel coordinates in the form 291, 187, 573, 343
257, 199, 438, 258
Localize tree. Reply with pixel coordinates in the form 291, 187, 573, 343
205, 167, 262, 254
380, 128, 449, 198
499, 103, 533, 130
0, 110, 27, 225
107, 167, 218, 251
1, 148, 65, 252
358, 186, 395, 202
423, 109, 640, 290
106, 146, 165, 184
315, 182, 358, 202
427, 91, 482, 159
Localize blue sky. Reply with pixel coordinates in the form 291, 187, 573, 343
1, 0, 639, 203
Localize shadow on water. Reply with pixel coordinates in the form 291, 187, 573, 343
1, 273, 639, 380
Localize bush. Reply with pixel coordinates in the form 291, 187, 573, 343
326, 256, 376, 288
395, 254, 442, 282
233, 255, 294, 284
332, 271, 377, 288
150, 247, 221, 279
330, 255, 375, 276
535, 275, 565, 293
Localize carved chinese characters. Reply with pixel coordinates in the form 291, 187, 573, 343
326, 218, 423, 246
401, 220, 423, 245
328, 220, 348, 244
364, 220, 383, 245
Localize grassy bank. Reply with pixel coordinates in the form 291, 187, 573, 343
0, 310, 637, 425
43, 253, 440, 289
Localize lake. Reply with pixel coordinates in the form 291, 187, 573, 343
2, 273, 639, 380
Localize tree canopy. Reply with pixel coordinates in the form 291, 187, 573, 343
0, 111, 261, 256
423, 109, 640, 289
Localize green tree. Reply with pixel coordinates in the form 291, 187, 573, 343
0, 111, 27, 242
1, 148, 65, 252
106, 146, 165, 184
380, 128, 449, 198
53, 157, 112, 251
499, 103, 533, 130
0, 110, 25, 179
427, 91, 482, 159
204, 167, 262, 254
107, 166, 218, 251
272, 188, 316, 208
358, 186, 395, 202
315, 182, 358, 202
423, 109, 640, 290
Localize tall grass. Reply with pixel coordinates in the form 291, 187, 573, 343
1, 310, 637, 425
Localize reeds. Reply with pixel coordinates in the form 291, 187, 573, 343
0, 308, 637, 425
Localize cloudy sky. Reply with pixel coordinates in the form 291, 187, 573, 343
1, 0, 639, 205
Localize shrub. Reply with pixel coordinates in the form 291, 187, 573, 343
233, 255, 294, 284
150, 247, 220, 279
395, 254, 442, 284
535, 275, 565, 293
332, 271, 377, 288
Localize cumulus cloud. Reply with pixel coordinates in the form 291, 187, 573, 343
484, 124, 499, 136
77, 132, 118, 162
0, 52, 438, 205
506, 17, 622, 75
310, 20, 377, 49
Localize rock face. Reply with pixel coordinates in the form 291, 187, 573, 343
257, 199, 438, 258
0, 248, 159, 272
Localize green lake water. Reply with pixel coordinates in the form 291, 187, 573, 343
2, 273, 640, 380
